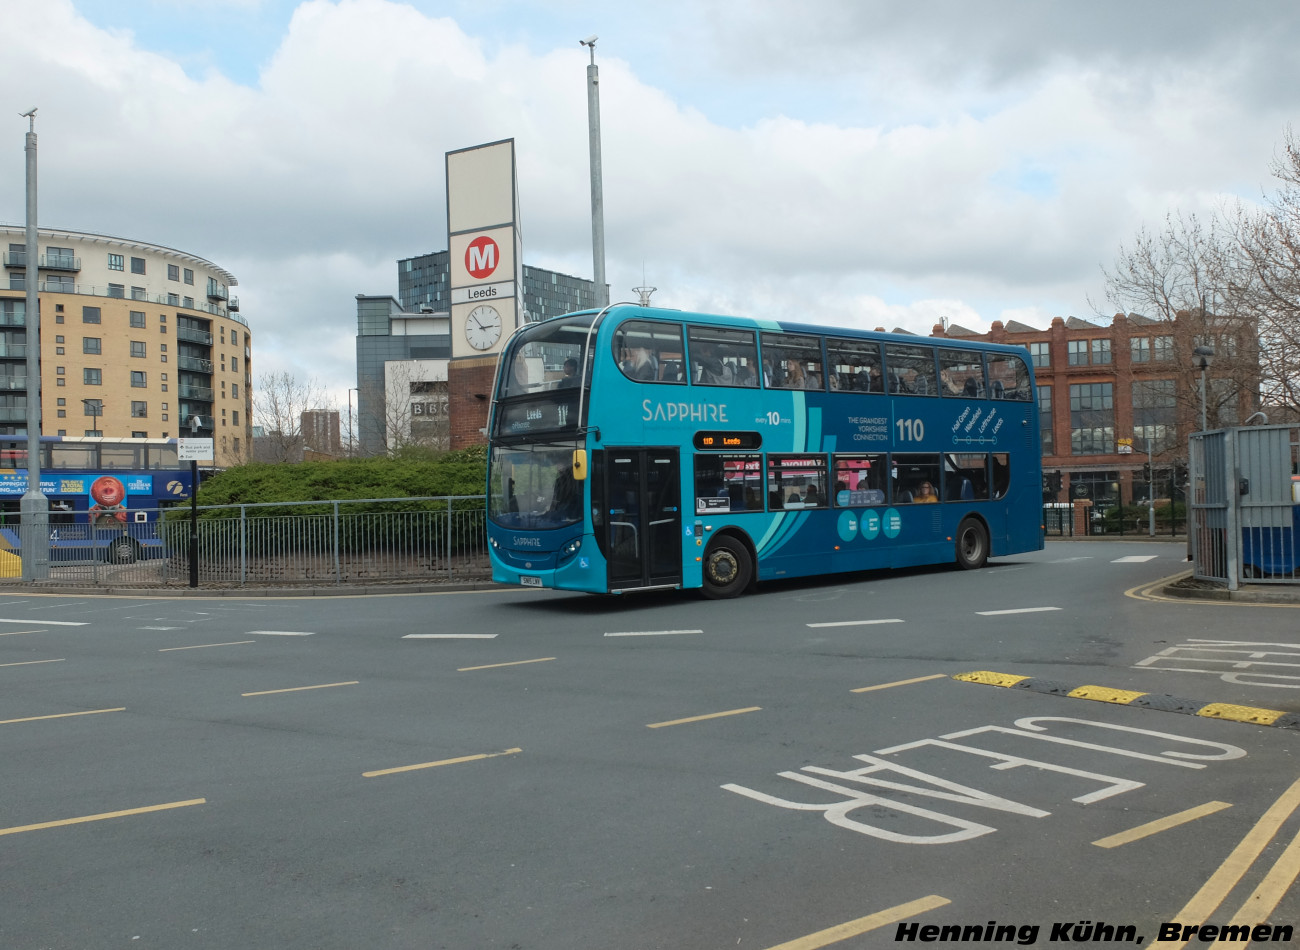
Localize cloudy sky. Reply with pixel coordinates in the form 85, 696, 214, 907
2, 0, 1298, 410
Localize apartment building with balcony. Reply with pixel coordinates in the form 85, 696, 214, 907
0, 226, 252, 466
931, 311, 1261, 510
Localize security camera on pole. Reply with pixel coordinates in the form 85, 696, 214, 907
179, 416, 213, 588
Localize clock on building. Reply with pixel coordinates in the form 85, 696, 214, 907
464, 304, 503, 350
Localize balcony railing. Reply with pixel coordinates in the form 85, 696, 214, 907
0, 282, 249, 329
178, 385, 215, 401
177, 355, 213, 373
176, 327, 214, 345
0, 344, 28, 359
207, 283, 228, 301
40, 254, 80, 271
0, 376, 28, 390
2, 252, 25, 268
0, 407, 28, 423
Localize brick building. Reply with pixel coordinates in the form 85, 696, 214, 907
932, 311, 1261, 510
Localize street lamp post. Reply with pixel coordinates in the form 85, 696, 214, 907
1193, 345, 1215, 432
579, 35, 608, 307
20, 107, 48, 581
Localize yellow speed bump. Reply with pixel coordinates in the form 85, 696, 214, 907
1068, 685, 1147, 705
1197, 703, 1287, 726
952, 671, 1030, 687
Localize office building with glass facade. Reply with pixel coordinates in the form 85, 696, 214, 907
356, 252, 598, 455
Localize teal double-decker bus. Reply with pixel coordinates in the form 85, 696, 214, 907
486, 305, 1043, 598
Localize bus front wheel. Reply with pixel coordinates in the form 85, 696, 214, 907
955, 518, 988, 570
702, 538, 753, 599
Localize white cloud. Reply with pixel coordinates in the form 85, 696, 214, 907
1, 0, 1295, 402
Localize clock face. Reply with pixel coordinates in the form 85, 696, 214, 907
465, 304, 503, 350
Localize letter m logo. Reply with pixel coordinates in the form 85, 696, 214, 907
465, 235, 499, 279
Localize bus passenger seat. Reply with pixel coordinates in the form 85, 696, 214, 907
991, 380, 1004, 399
960, 479, 974, 500
897, 490, 913, 503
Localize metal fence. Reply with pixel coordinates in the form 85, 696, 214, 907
0, 496, 490, 588
1191, 425, 1300, 588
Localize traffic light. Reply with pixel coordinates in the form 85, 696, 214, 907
1051, 471, 1062, 494
1142, 462, 1152, 480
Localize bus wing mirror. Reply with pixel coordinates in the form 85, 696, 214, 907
572, 449, 588, 481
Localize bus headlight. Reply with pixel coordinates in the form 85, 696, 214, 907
562, 538, 582, 558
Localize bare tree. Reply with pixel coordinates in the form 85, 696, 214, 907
1105, 128, 1300, 425
1103, 211, 1261, 430
1225, 127, 1300, 416
252, 371, 328, 463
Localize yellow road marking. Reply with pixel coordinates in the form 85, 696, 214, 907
1068, 685, 1148, 704
0, 658, 64, 668
852, 673, 948, 693
0, 628, 41, 636
0, 798, 206, 837
1228, 820, 1300, 928
458, 657, 555, 672
1126, 571, 1300, 608
762, 895, 951, 950
241, 680, 358, 697
951, 670, 1030, 687
647, 707, 761, 729
1093, 801, 1232, 849
1197, 703, 1286, 726
159, 641, 255, 652
1164, 773, 1300, 949
363, 747, 522, 778
0, 707, 125, 726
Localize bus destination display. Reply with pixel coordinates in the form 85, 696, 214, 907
693, 431, 761, 451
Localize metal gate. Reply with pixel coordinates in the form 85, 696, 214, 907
1191, 425, 1300, 589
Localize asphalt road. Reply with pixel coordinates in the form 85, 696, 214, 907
2, 539, 1299, 949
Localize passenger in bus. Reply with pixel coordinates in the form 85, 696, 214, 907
783, 359, 807, 389
558, 357, 580, 388
733, 362, 757, 386
697, 348, 735, 385
913, 481, 939, 504
803, 485, 821, 506
624, 347, 658, 381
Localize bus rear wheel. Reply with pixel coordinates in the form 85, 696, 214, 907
955, 517, 988, 571
702, 537, 753, 599
108, 537, 139, 565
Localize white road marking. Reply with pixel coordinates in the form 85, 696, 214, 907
807, 619, 904, 629
403, 634, 498, 639
975, 607, 1062, 616
1113, 555, 1158, 563
140, 626, 180, 631
246, 630, 315, 637
604, 629, 703, 637
1049, 557, 1093, 563
0, 618, 87, 626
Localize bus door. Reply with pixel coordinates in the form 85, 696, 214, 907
603, 448, 682, 591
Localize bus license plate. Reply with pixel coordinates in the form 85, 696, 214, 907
520, 576, 542, 587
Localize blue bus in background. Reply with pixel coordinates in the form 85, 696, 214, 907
486, 305, 1043, 598
0, 436, 192, 564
